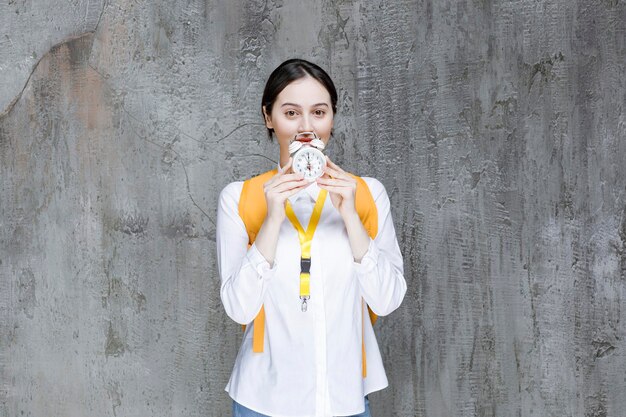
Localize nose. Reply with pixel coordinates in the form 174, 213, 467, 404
298, 114, 313, 133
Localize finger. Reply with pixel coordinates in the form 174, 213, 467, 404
324, 160, 351, 179
317, 180, 353, 189
278, 182, 310, 198
267, 172, 304, 189
272, 172, 305, 186
317, 177, 353, 187
283, 182, 311, 198
325, 156, 345, 173
318, 171, 332, 180
272, 178, 309, 194
267, 160, 291, 187
317, 178, 353, 189
267, 181, 309, 196
317, 184, 353, 195
323, 165, 346, 179
323, 167, 355, 183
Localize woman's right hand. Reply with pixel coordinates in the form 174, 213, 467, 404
263, 157, 309, 223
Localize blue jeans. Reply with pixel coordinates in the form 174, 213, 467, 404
233, 396, 371, 417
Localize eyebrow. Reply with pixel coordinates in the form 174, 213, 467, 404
280, 102, 329, 108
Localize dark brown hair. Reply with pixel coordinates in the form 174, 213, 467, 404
261, 59, 338, 140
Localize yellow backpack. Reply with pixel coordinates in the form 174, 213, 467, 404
238, 168, 379, 377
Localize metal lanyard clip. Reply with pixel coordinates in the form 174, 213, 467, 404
300, 295, 310, 312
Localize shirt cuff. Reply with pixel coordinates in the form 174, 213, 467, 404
353, 238, 379, 273
246, 242, 279, 278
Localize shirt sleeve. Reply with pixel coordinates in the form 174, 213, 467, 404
352, 178, 407, 316
216, 182, 278, 325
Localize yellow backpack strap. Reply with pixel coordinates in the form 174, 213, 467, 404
351, 174, 378, 241
239, 169, 277, 245
350, 174, 379, 377
351, 174, 379, 322
238, 169, 278, 353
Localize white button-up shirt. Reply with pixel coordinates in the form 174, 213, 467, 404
217, 173, 406, 417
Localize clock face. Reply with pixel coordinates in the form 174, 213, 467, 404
293, 147, 326, 180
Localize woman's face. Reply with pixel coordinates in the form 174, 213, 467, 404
263, 75, 334, 150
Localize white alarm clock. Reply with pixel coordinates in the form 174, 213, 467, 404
289, 132, 327, 181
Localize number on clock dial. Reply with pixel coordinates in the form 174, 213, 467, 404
295, 149, 325, 179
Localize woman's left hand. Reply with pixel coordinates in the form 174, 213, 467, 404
316, 156, 358, 219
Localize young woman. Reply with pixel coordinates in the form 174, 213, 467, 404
217, 59, 406, 417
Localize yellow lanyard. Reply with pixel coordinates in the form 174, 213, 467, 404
284, 189, 328, 312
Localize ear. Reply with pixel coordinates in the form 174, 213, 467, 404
262, 106, 273, 129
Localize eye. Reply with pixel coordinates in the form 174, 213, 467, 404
285, 110, 298, 117
313, 109, 326, 117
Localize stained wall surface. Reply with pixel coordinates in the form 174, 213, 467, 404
1, 1, 625, 416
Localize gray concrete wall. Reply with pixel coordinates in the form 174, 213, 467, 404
1, 1, 625, 416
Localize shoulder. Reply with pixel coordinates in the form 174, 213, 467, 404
219, 168, 276, 205
220, 181, 244, 195
246, 169, 279, 185
218, 181, 244, 205
358, 176, 387, 201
